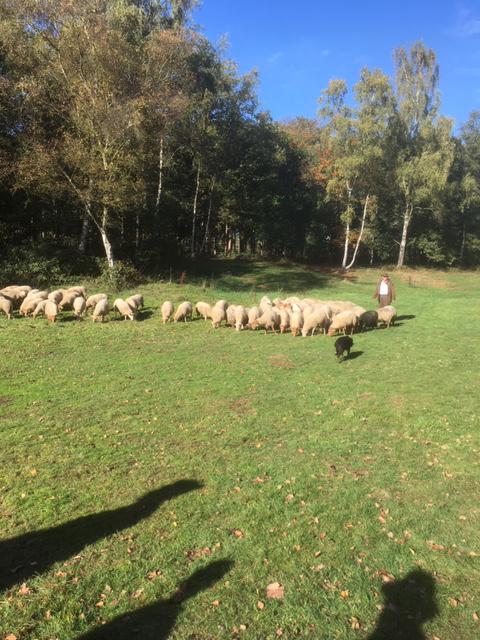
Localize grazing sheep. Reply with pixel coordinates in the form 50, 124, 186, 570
174, 301, 193, 323
377, 305, 397, 328
21, 297, 45, 316
127, 294, 144, 309
114, 298, 135, 321
48, 290, 64, 305
214, 300, 228, 311
335, 336, 353, 361
290, 310, 304, 337
234, 305, 248, 331
85, 294, 108, 313
45, 301, 59, 323
358, 310, 378, 331
211, 305, 226, 328
247, 306, 261, 326
327, 310, 357, 337
124, 297, 139, 319
195, 301, 212, 320
161, 301, 174, 323
59, 291, 80, 311
67, 286, 87, 298
249, 308, 280, 334
301, 307, 330, 337
92, 299, 110, 322
352, 305, 366, 319
0, 297, 14, 319
73, 296, 86, 318
32, 299, 49, 319
226, 305, 237, 327
279, 308, 291, 334
259, 296, 272, 306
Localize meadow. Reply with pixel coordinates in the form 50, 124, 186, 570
0, 262, 479, 640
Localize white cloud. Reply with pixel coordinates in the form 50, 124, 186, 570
451, 6, 480, 37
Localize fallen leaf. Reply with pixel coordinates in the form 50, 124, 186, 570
449, 597, 458, 607
285, 494, 294, 503
132, 588, 144, 599
257, 600, 265, 609
267, 582, 284, 599
17, 583, 31, 595
340, 590, 349, 598
473, 612, 479, 621
318, 532, 327, 540
239, 624, 247, 631
212, 600, 219, 606
5, 635, 17, 640
95, 601, 104, 607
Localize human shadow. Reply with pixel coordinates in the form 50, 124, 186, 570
366, 569, 438, 640
0, 480, 201, 592
76, 559, 234, 640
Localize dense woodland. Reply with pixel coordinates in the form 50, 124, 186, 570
1, 0, 480, 281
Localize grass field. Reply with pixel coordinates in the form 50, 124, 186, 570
1, 262, 479, 640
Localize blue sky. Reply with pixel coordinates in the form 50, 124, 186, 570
196, 0, 480, 132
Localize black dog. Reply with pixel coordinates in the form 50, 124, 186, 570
335, 336, 353, 361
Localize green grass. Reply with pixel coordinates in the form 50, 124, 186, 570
1, 263, 479, 639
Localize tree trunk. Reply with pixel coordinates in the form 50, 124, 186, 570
459, 218, 466, 264
341, 180, 354, 272
345, 194, 369, 270
78, 214, 89, 253
191, 162, 201, 254
155, 135, 164, 217
199, 177, 215, 256
397, 201, 413, 267
100, 206, 114, 267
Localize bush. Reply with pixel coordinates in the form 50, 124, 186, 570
95, 260, 144, 291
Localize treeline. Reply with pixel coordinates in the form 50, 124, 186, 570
1, 0, 479, 280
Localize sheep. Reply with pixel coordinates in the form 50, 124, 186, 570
259, 296, 272, 306
45, 301, 58, 323
247, 306, 261, 326
161, 301, 174, 323
124, 296, 139, 319
249, 308, 280, 334
301, 307, 330, 337
0, 288, 27, 309
114, 298, 135, 321
213, 300, 228, 311
335, 336, 353, 362
352, 305, 366, 319
327, 310, 357, 337
126, 294, 144, 309
290, 310, 304, 337
0, 297, 14, 319
59, 291, 80, 311
226, 305, 237, 327
234, 305, 248, 331
73, 296, 86, 318
48, 290, 64, 305
67, 286, 87, 298
211, 305, 226, 328
32, 299, 49, 319
85, 294, 108, 313
195, 301, 212, 320
279, 308, 291, 334
259, 300, 272, 314
21, 297, 45, 316
358, 310, 378, 332
377, 305, 397, 328
174, 301, 193, 323
92, 299, 110, 322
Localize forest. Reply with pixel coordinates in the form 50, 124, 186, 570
1, 0, 480, 281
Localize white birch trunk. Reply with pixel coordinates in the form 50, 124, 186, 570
397, 201, 413, 267
191, 162, 201, 254
100, 206, 114, 267
345, 194, 369, 270
155, 135, 164, 217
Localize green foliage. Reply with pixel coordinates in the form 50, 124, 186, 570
96, 259, 145, 291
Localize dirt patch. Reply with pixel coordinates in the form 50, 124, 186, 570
269, 354, 295, 370
229, 397, 257, 416
389, 396, 405, 409
0, 396, 13, 405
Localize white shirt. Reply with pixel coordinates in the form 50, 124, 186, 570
379, 281, 389, 295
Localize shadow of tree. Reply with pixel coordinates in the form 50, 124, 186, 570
0, 480, 201, 592
76, 559, 234, 639
366, 569, 438, 640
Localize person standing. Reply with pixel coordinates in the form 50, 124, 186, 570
373, 274, 396, 308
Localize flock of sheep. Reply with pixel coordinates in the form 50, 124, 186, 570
0, 285, 397, 338
162, 296, 397, 337
0, 285, 143, 323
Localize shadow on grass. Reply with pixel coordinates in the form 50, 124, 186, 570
0, 480, 201, 593
397, 315, 416, 321
367, 569, 438, 640
136, 309, 154, 322
345, 350, 364, 361
76, 559, 234, 640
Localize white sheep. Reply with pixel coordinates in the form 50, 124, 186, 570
92, 299, 110, 322
234, 305, 248, 331
174, 301, 192, 323
0, 296, 14, 319
48, 290, 64, 305
249, 308, 280, 334
73, 296, 86, 318
226, 304, 237, 327
279, 308, 291, 334
126, 294, 144, 309
290, 310, 304, 337
161, 301, 174, 323
327, 310, 357, 336
67, 286, 87, 298
85, 294, 108, 313
247, 306, 261, 326
195, 301, 212, 320
211, 306, 226, 328
377, 305, 397, 328
124, 297, 139, 319
214, 300, 228, 311
59, 291, 80, 311
45, 301, 58, 323
21, 297, 45, 316
114, 298, 135, 321
32, 299, 49, 319
301, 307, 330, 337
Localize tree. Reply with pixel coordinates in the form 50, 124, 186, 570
393, 41, 454, 267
